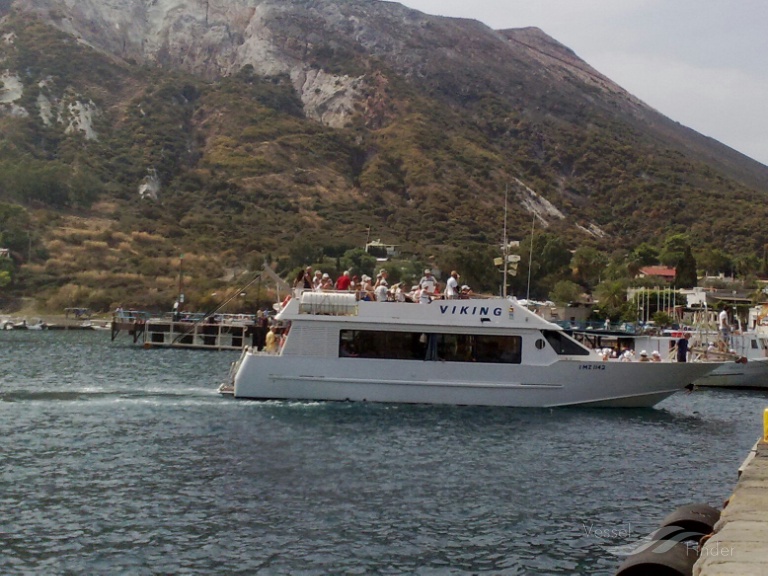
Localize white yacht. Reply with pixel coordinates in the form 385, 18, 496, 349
222, 293, 721, 408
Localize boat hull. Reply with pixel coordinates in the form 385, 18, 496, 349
232, 353, 718, 408
695, 358, 768, 389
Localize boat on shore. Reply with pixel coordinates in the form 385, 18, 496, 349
220, 292, 721, 408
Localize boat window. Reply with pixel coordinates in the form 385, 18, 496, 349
751, 339, 759, 349
340, 330, 426, 360
471, 334, 522, 364
340, 331, 523, 363
542, 330, 591, 356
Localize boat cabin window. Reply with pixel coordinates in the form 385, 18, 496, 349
541, 330, 591, 356
339, 330, 522, 364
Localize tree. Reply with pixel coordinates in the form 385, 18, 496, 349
696, 248, 732, 277
633, 242, 659, 266
734, 254, 761, 278
507, 233, 572, 299
571, 246, 607, 288
675, 245, 697, 288
0, 203, 32, 260
439, 244, 499, 295
594, 279, 629, 320
652, 311, 674, 328
659, 234, 690, 267
340, 248, 377, 278
549, 280, 582, 305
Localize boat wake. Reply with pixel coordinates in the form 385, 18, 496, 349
0, 388, 216, 403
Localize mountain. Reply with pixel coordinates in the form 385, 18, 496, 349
1, 0, 767, 311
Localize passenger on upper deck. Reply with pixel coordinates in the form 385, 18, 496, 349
360, 275, 375, 301
321, 273, 334, 291
445, 271, 459, 299
335, 270, 351, 291
375, 269, 389, 301
294, 266, 313, 292
419, 269, 437, 304
393, 283, 406, 302
312, 270, 323, 291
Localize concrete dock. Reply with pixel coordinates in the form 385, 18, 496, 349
694, 433, 768, 575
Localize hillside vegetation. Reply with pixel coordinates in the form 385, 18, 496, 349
1, 4, 768, 315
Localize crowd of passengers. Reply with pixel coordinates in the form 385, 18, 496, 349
293, 266, 473, 303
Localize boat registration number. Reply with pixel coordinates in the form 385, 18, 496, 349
578, 364, 606, 371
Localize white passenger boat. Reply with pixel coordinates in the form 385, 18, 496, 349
222, 293, 721, 408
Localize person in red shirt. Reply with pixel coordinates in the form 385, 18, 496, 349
335, 270, 352, 291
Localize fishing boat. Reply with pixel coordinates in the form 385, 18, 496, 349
220, 292, 721, 408
570, 326, 768, 389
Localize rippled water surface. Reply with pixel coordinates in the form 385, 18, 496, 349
1, 330, 765, 575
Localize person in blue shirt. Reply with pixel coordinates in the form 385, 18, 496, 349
676, 332, 691, 362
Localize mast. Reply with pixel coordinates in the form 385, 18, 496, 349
502, 185, 508, 298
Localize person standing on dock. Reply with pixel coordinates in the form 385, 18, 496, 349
676, 332, 691, 362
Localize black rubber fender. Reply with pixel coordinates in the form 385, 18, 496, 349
615, 540, 697, 576
658, 503, 720, 542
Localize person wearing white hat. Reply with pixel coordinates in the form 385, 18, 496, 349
639, 350, 650, 362
651, 351, 662, 362
360, 275, 375, 301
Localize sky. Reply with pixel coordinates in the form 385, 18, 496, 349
397, 0, 768, 166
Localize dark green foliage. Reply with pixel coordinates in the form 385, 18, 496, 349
675, 245, 698, 288
0, 203, 32, 257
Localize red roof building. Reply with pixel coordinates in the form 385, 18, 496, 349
638, 266, 677, 281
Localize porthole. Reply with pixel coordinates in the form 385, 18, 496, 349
535, 338, 546, 350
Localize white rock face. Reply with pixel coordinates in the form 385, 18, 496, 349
12, 0, 370, 127
293, 68, 365, 129
138, 167, 161, 200
62, 99, 99, 140
0, 71, 23, 103
512, 177, 566, 227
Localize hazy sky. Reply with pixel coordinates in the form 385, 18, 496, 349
397, 0, 768, 166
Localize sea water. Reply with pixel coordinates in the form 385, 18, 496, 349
0, 330, 764, 575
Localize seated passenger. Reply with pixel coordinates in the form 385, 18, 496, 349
360, 275, 375, 301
